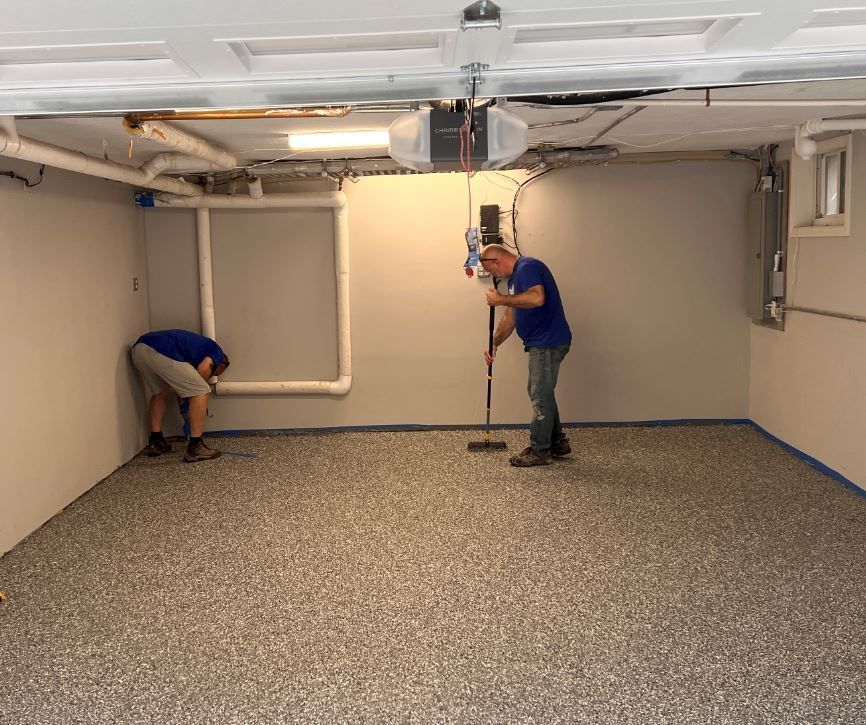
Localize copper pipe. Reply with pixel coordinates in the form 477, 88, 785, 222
125, 107, 351, 123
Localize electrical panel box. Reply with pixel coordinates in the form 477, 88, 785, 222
747, 189, 785, 327
480, 204, 500, 245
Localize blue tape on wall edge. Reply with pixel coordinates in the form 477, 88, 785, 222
748, 421, 866, 499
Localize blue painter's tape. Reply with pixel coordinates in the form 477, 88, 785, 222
559, 418, 753, 428
749, 422, 865, 499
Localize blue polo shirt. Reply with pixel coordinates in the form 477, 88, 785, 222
508, 257, 571, 350
136, 329, 226, 368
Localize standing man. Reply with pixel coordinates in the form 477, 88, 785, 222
480, 245, 572, 467
131, 329, 230, 463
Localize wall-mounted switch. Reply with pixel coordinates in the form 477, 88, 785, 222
132, 277, 139, 291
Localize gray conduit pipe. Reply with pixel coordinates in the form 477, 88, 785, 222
783, 305, 866, 324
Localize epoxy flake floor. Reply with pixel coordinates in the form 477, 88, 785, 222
1, 425, 864, 724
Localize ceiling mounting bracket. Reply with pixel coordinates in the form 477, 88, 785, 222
461, 1, 502, 30
461, 62, 488, 90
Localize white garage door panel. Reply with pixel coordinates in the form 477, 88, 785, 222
2, 1, 866, 114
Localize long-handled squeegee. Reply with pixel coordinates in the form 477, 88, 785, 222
468, 278, 507, 451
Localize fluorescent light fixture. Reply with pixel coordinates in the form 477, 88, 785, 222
288, 130, 390, 151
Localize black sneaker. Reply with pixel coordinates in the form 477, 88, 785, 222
144, 439, 172, 457
183, 440, 221, 463
551, 437, 572, 459
510, 447, 552, 467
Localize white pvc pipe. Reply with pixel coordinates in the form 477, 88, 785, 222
0, 131, 203, 196
125, 119, 237, 169
803, 118, 866, 134
196, 208, 216, 340
140, 152, 224, 182
159, 190, 352, 396
247, 176, 263, 199
332, 202, 352, 395
794, 124, 818, 160
153, 191, 345, 208
795, 118, 866, 159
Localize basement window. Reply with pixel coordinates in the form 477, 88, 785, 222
793, 134, 853, 237
815, 150, 845, 222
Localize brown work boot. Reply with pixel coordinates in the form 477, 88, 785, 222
183, 440, 221, 463
510, 447, 552, 467
144, 439, 172, 457
551, 437, 572, 459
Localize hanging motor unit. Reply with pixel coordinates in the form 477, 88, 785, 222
388, 107, 528, 172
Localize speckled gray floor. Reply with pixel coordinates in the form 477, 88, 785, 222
1, 425, 864, 724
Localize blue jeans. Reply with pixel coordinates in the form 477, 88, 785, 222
527, 344, 570, 452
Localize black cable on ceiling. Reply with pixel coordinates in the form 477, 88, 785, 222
504, 88, 678, 106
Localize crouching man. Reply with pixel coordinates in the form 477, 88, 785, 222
131, 329, 230, 463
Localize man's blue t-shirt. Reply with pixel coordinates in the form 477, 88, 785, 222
507, 257, 572, 350
136, 329, 226, 369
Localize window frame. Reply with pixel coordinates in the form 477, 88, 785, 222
793, 133, 853, 237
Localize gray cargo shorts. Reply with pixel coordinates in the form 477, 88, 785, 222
131, 342, 211, 398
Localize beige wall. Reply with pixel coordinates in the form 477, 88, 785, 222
145, 162, 754, 432
0, 159, 150, 555
750, 132, 866, 488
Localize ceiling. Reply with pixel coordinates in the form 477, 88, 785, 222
11, 80, 866, 170
4, 1, 866, 174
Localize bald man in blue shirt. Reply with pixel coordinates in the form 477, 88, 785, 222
480, 245, 572, 467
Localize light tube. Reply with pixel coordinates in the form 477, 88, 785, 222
288, 130, 390, 150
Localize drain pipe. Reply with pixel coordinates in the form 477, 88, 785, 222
124, 118, 237, 169
140, 153, 225, 183
150, 191, 345, 209
143, 190, 352, 396
1, 122, 202, 196
247, 176, 263, 199
795, 118, 866, 159
196, 208, 216, 341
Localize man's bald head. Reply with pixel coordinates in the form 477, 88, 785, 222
479, 244, 518, 276
479, 244, 516, 262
